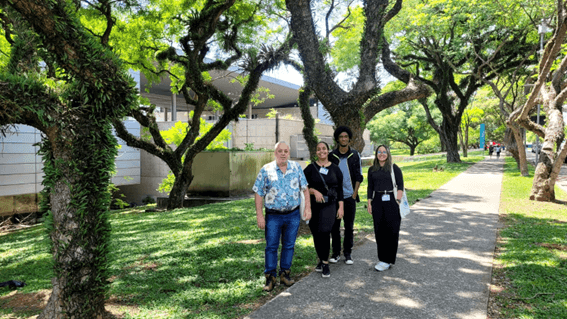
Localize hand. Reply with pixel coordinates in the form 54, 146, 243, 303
352, 191, 358, 200
336, 206, 344, 219
303, 208, 312, 221
367, 202, 372, 214
314, 190, 326, 203
257, 214, 265, 230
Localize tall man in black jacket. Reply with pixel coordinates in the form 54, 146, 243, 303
329, 126, 364, 265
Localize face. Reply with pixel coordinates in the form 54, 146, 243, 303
376, 146, 388, 162
275, 143, 290, 165
338, 132, 350, 147
316, 143, 329, 160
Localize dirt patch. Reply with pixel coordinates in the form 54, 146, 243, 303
122, 255, 161, 272
0, 290, 140, 319
0, 289, 49, 315
535, 242, 567, 251
231, 239, 264, 245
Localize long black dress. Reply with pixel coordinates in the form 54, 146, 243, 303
304, 162, 343, 262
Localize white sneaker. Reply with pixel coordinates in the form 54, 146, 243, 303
329, 254, 340, 263
374, 261, 391, 272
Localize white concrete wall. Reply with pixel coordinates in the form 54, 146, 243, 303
113, 121, 141, 186
229, 118, 373, 157
0, 125, 43, 197
0, 121, 141, 198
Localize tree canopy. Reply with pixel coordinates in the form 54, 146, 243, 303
368, 99, 438, 155
387, 0, 547, 162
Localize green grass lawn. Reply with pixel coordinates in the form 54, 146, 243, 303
489, 158, 567, 318
1, 155, 485, 318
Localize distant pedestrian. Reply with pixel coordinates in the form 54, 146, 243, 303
253, 141, 312, 292
329, 126, 364, 265
495, 144, 501, 159
367, 145, 404, 272
489, 144, 494, 158
304, 141, 344, 278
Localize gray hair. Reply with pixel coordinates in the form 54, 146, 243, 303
274, 141, 289, 151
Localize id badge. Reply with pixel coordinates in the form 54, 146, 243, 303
381, 194, 391, 201
319, 167, 329, 175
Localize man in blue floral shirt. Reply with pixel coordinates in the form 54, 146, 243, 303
253, 141, 311, 292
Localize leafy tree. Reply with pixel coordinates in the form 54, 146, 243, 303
517, 1, 567, 201
0, 1, 138, 317
107, 0, 294, 209
389, 0, 542, 162
284, 0, 431, 153
459, 107, 484, 157
368, 99, 438, 155
470, 86, 506, 144
157, 117, 231, 194
480, 62, 533, 176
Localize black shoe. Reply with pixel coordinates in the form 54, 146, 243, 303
329, 254, 340, 263
322, 263, 330, 278
344, 254, 353, 265
315, 261, 323, 272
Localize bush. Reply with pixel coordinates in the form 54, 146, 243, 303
416, 137, 441, 154
142, 196, 156, 205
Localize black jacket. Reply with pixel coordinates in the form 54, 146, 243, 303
329, 147, 364, 202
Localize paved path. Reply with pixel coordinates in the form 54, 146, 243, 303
245, 157, 505, 319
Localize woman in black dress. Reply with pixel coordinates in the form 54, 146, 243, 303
367, 145, 404, 272
304, 141, 344, 278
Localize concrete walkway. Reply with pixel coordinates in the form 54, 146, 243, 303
245, 157, 505, 319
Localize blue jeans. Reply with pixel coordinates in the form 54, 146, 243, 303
264, 209, 301, 276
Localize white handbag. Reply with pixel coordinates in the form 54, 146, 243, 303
391, 164, 410, 218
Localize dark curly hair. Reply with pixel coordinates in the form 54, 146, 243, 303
333, 126, 352, 142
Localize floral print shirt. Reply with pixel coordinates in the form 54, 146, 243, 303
253, 160, 308, 211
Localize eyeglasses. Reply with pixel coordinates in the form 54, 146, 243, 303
376, 151, 387, 155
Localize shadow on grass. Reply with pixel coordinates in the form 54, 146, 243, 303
493, 214, 567, 318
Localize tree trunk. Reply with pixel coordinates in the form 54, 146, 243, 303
409, 145, 416, 156
458, 128, 467, 158
505, 126, 529, 176
39, 120, 114, 319
167, 158, 195, 210
529, 106, 566, 201
464, 126, 469, 157
298, 87, 318, 161
439, 119, 461, 163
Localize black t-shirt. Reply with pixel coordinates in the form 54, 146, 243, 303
304, 163, 344, 202
367, 164, 403, 200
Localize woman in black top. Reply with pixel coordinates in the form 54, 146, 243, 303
367, 145, 404, 272
304, 141, 344, 278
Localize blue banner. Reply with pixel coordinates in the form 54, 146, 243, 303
479, 123, 485, 150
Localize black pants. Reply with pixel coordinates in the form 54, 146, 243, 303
372, 197, 401, 264
309, 202, 336, 262
331, 197, 356, 255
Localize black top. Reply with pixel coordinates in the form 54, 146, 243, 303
367, 164, 404, 200
329, 146, 364, 202
304, 162, 344, 202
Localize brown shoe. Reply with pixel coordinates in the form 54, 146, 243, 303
263, 274, 276, 292
279, 269, 295, 287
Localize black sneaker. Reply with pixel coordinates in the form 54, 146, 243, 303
322, 263, 330, 278
344, 254, 353, 265
329, 254, 340, 263
315, 261, 323, 272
